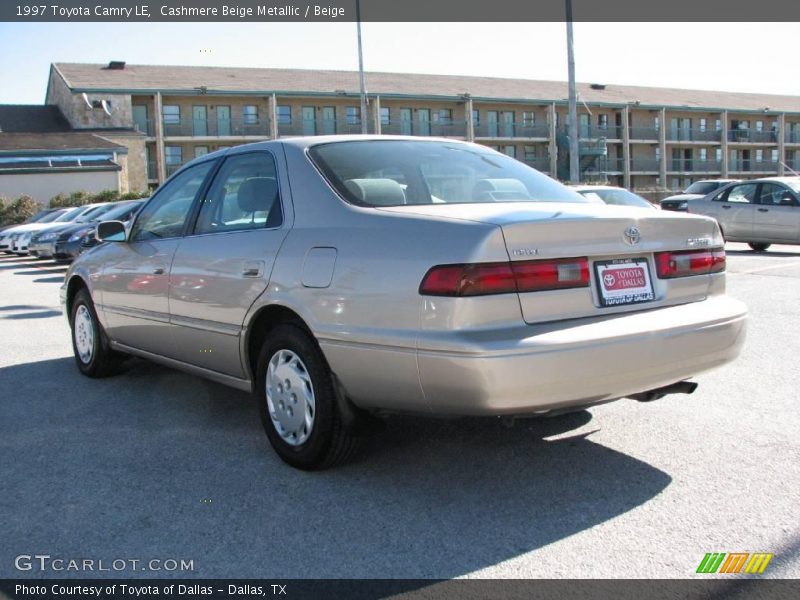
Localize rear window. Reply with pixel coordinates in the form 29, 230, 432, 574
308, 140, 587, 207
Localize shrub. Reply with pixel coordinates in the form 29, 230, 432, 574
0, 195, 39, 226
48, 188, 149, 208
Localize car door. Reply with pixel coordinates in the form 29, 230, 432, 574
167, 150, 291, 377
711, 182, 757, 240
753, 183, 800, 243
97, 160, 216, 354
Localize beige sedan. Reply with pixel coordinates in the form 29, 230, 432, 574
61, 137, 747, 469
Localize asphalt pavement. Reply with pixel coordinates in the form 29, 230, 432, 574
0, 243, 798, 579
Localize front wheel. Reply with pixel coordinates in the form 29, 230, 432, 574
255, 324, 361, 470
748, 243, 771, 252
70, 289, 124, 377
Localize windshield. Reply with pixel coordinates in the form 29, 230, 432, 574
38, 210, 69, 223
102, 201, 144, 221
76, 204, 113, 222
309, 140, 588, 207
684, 181, 723, 195
54, 207, 85, 222
578, 188, 653, 208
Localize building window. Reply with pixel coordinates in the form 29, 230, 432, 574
472, 109, 479, 125
756, 120, 764, 132
434, 109, 452, 123
699, 148, 707, 161
524, 145, 536, 161
715, 148, 722, 161
194, 146, 209, 158
755, 149, 764, 163
715, 119, 722, 131
276, 106, 291, 124
503, 145, 515, 158
523, 112, 535, 127
165, 146, 182, 165
771, 149, 779, 162
654, 116, 660, 131
243, 105, 259, 125
346, 106, 361, 124
598, 114, 608, 129
699, 118, 707, 132
655, 147, 660, 161
380, 107, 390, 125
162, 105, 181, 124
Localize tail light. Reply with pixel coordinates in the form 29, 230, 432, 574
420, 257, 589, 297
655, 248, 725, 279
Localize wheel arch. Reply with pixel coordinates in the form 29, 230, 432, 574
244, 303, 314, 384
65, 274, 90, 324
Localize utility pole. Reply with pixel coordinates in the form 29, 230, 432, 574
566, 0, 579, 183
356, 0, 368, 134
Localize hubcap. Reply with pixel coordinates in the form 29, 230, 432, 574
74, 305, 95, 364
266, 349, 315, 446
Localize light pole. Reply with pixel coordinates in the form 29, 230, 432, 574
566, 0, 579, 183
356, 0, 368, 134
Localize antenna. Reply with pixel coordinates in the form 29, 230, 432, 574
101, 100, 112, 116
81, 93, 92, 109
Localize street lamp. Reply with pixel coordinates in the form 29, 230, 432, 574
566, 0, 579, 183
356, 0, 368, 134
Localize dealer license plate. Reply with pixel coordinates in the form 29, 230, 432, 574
594, 258, 655, 307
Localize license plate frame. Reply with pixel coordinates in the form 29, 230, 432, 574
594, 257, 655, 307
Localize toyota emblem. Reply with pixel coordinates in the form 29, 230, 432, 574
624, 226, 641, 246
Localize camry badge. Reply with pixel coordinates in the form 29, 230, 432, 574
623, 226, 641, 246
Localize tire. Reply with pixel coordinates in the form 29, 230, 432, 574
70, 288, 124, 378
255, 324, 361, 470
748, 243, 771, 252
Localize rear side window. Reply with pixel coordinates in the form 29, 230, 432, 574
194, 152, 282, 234
308, 140, 586, 207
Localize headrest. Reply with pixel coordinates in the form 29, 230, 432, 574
237, 177, 278, 213
472, 178, 531, 201
344, 178, 406, 206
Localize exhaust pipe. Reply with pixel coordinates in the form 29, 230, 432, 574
629, 380, 698, 403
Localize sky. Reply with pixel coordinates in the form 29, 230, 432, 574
0, 22, 799, 104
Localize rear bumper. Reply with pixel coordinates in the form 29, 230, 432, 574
416, 295, 747, 415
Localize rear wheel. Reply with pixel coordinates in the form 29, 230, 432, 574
70, 289, 124, 377
748, 242, 771, 252
256, 324, 360, 470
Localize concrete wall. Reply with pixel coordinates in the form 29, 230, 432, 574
0, 170, 120, 204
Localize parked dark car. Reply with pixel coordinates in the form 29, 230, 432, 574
77, 200, 145, 257
660, 179, 738, 211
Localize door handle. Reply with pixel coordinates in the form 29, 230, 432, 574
721, 205, 731, 209
757, 208, 769, 212
152, 267, 165, 275
242, 260, 264, 278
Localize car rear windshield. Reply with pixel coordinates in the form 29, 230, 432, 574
308, 140, 588, 207
684, 181, 724, 195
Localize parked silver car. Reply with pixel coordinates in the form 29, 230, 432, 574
61, 137, 747, 469
686, 176, 800, 251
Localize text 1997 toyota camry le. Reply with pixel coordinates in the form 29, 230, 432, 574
61, 137, 747, 469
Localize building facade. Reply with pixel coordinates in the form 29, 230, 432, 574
45, 62, 800, 193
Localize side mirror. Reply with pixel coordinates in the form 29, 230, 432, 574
780, 194, 797, 207
96, 220, 127, 242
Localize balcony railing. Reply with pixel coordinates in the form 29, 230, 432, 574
728, 159, 779, 173
629, 126, 660, 140
278, 119, 375, 136
630, 158, 660, 171
163, 117, 271, 137
785, 131, 800, 144
134, 118, 155, 137
475, 122, 548, 138
668, 159, 722, 172
522, 157, 550, 172
601, 157, 625, 172
380, 120, 467, 137
727, 129, 779, 143
667, 129, 722, 142
558, 126, 622, 140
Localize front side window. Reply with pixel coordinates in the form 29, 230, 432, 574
194, 152, 282, 234
162, 105, 180, 124
308, 140, 587, 207
131, 161, 215, 241
759, 183, 797, 207
724, 183, 758, 204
